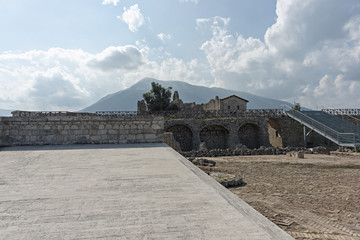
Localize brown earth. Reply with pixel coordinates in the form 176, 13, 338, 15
199, 152, 360, 240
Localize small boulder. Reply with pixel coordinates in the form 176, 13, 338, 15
287, 151, 304, 158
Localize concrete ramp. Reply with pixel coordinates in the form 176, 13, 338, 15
0, 144, 293, 239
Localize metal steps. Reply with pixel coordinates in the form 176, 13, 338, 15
285, 110, 360, 148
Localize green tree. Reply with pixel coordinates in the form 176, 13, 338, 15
293, 102, 301, 111
143, 82, 177, 112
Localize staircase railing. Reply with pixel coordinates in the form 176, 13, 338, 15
285, 109, 359, 146
322, 108, 360, 127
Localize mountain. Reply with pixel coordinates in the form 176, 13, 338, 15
81, 78, 292, 112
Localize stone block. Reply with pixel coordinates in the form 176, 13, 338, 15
151, 124, 161, 130
70, 125, 79, 130
25, 125, 36, 130
127, 134, 136, 140
74, 130, 84, 135
144, 134, 156, 140
100, 135, 109, 140
45, 135, 56, 142
19, 130, 30, 136
98, 130, 107, 135
90, 135, 101, 141
9, 129, 18, 135
61, 130, 69, 135
108, 130, 118, 135
287, 151, 304, 158
82, 129, 89, 135
136, 134, 144, 140
14, 135, 23, 141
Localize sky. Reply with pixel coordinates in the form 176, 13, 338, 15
0, 0, 360, 111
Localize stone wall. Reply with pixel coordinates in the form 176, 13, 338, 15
0, 111, 164, 146
0, 110, 342, 149
165, 116, 271, 151
267, 116, 304, 148
202, 97, 220, 111
161, 132, 181, 152
267, 116, 338, 149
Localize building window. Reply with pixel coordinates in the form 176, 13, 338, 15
228, 105, 230, 110
237, 106, 240, 110
275, 130, 279, 137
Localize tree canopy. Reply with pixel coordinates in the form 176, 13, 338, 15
293, 102, 301, 111
143, 82, 177, 112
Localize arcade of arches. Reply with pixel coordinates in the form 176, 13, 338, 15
166, 122, 263, 151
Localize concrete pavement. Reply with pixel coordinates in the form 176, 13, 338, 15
0, 144, 293, 239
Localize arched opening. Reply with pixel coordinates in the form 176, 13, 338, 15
166, 125, 193, 151
200, 125, 229, 150
238, 123, 260, 149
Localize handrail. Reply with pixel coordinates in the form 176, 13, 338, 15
11, 111, 98, 117
96, 111, 138, 116
321, 108, 360, 115
153, 109, 285, 119
322, 108, 360, 127
285, 109, 359, 145
95, 109, 286, 118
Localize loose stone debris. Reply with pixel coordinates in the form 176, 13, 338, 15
209, 172, 244, 188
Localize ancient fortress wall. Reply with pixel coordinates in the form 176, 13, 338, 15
0, 110, 336, 149
0, 112, 164, 147
267, 116, 337, 149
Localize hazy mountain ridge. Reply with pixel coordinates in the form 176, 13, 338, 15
81, 78, 292, 112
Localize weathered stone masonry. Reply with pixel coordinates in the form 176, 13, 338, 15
164, 113, 334, 151
0, 111, 164, 146
165, 117, 270, 151
0, 110, 334, 149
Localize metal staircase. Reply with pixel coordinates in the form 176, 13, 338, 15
285, 109, 360, 149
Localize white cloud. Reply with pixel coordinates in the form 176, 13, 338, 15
117, 4, 145, 32
345, 15, 360, 42
180, 0, 199, 4
2, 0, 360, 111
196, 16, 230, 38
157, 33, 172, 42
198, 0, 360, 108
0, 45, 203, 111
102, 0, 120, 6
0, 48, 93, 110
88, 45, 144, 71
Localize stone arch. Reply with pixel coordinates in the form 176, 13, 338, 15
200, 125, 229, 150
238, 123, 260, 149
166, 124, 193, 151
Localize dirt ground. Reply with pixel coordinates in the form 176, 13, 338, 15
199, 152, 360, 240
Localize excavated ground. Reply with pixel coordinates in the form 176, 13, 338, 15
199, 152, 360, 240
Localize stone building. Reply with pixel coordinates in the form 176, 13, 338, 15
138, 91, 249, 113
202, 95, 248, 111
